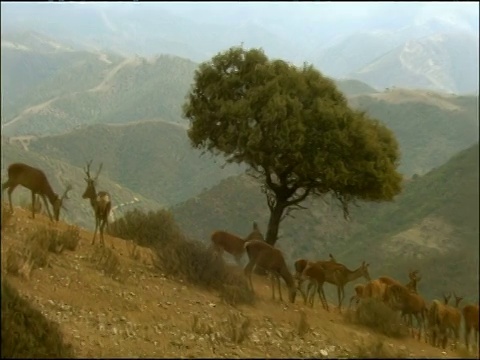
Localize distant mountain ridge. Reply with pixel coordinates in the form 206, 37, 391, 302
2, 2, 478, 93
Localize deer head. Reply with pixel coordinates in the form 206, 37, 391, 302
409, 269, 421, 282
360, 261, 371, 281
53, 184, 72, 221
82, 160, 103, 200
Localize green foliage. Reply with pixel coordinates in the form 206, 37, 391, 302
183, 45, 402, 243
1, 278, 75, 358
109, 209, 254, 306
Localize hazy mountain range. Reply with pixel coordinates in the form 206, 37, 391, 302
2, 2, 479, 93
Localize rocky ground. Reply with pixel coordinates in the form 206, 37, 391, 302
1, 207, 477, 358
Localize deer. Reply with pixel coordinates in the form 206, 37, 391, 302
462, 303, 479, 352
210, 221, 264, 265
427, 295, 463, 349
82, 160, 112, 248
293, 254, 337, 303
298, 261, 329, 311
2, 162, 72, 222
243, 239, 297, 303
384, 283, 428, 341
441, 292, 464, 350
309, 260, 371, 313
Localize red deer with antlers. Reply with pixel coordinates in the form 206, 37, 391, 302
2, 162, 71, 222
82, 160, 112, 247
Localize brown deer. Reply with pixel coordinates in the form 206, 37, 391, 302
293, 254, 337, 302
299, 262, 329, 311
384, 283, 428, 341
210, 221, 264, 265
243, 240, 296, 303
312, 260, 371, 312
428, 295, 463, 349
442, 292, 464, 350
462, 303, 479, 352
82, 160, 112, 247
2, 162, 71, 222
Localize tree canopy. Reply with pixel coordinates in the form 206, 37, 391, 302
183, 46, 403, 245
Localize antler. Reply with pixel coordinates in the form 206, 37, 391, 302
94, 163, 103, 181
84, 160, 93, 180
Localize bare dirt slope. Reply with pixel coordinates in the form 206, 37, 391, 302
1, 207, 476, 358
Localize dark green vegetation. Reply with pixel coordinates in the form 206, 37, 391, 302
172, 142, 480, 302
1, 278, 75, 358
25, 121, 245, 207
109, 208, 253, 306
184, 46, 402, 245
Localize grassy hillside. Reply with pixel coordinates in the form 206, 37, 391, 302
339, 143, 479, 301
171, 143, 479, 301
25, 121, 246, 207
1, 206, 469, 358
1, 141, 162, 230
349, 89, 479, 176
2, 39, 197, 136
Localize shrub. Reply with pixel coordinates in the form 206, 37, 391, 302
110, 209, 254, 305
5, 226, 81, 279
345, 298, 409, 338
1, 278, 75, 358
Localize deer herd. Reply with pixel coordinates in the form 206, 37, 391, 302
1, 162, 479, 354
210, 222, 479, 354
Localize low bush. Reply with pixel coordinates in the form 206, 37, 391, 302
110, 209, 254, 305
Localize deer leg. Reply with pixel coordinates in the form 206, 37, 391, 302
92, 217, 99, 245
318, 285, 329, 311
243, 260, 256, 294
269, 273, 275, 300
6, 184, 18, 213
279, 276, 284, 302
337, 286, 343, 313
31, 191, 36, 219
40, 194, 53, 221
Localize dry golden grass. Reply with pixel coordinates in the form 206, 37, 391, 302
0, 206, 472, 359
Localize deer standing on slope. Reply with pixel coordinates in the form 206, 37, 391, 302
2, 162, 71, 222
82, 160, 112, 248
243, 239, 297, 303
210, 221, 264, 265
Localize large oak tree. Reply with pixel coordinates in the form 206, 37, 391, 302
183, 46, 403, 246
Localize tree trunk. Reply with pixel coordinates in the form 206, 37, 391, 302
265, 201, 287, 246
